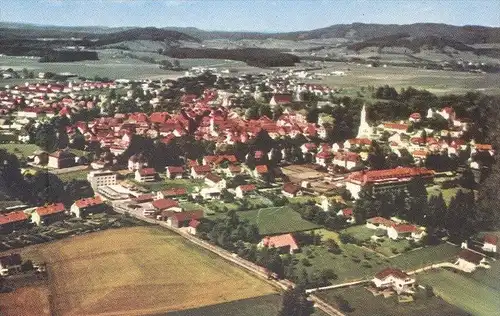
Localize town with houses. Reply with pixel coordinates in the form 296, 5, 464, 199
0, 64, 498, 315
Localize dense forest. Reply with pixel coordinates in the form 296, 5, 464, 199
162, 47, 301, 67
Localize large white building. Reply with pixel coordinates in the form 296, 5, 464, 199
87, 170, 117, 190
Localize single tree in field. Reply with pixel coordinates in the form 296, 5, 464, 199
278, 285, 314, 316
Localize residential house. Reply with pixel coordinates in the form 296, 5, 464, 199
0, 253, 22, 276
191, 165, 212, 179
157, 188, 188, 200
372, 268, 415, 294
455, 249, 487, 272
0, 211, 29, 233
135, 168, 157, 182
332, 152, 360, 170
166, 210, 204, 228
205, 173, 227, 189
225, 165, 243, 177
387, 224, 425, 241
482, 234, 498, 253
366, 217, 395, 230
32, 203, 66, 226
281, 182, 302, 198
47, 150, 76, 169
187, 219, 201, 235
315, 150, 332, 167
336, 208, 355, 224
235, 184, 257, 198
166, 166, 184, 179
253, 165, 268, 178
70, 196, 106, 218
199, 187, 222, 200
258, 233, 300, 255
152, 198, 182, 213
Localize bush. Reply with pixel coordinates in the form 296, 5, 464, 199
391, 247, 399, 254
301, 258, 312, 267
351, 258, 361, 263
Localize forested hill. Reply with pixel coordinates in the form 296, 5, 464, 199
168, 23, 500, 44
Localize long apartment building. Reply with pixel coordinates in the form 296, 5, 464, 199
346, 167, 434, 199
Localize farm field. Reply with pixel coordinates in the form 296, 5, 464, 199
166, 294, 329, 316
316, 285, 468, 316
236, 206, 322, 235
134, 178, 204, 193
0, 285, 52, 316
310, 62, 500, 95
16, 226, 278, 316
418, 268, 500, 316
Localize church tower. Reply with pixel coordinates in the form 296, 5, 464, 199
357, 104, 371, 138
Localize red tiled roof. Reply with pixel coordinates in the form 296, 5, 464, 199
410, 113, 421, 119
229, 165, 242, 173
374, 267, 409, 280
238, 184, 256, 192
282, 182, 301, 195
161, 188, 187, 197
367, 217, 395, 227
205, 173, 222, 183
74, 196, 103, 209
0, 211, 28, 225
484, 234, 498, 245
255, 165, 268, 174
167, 166, 184, 174
139, 168, 157, 176
189, 219, 201, 228
192, 165, 211, 173
261, 233, 299, 251
458, 249, 484, 265
383, 122, 409, 131
36, 203, 65, 216
152, 198, 179, 210
341, 208, 353, 217
348, 138, 372, 145
392, 224, 418, 233
349, 167, 434, 185
170, 210, 204, 222
134, 194, 154, 203
475, 144, 493, 151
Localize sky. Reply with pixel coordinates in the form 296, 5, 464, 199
0, 0, 499, 32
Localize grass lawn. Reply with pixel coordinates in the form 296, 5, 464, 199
179, 201, 206, 212
316, 285, 468, 316
0, 143, 40, 158
15, 227, 277, 316
236, 206, 322, 236
342, 225, 376, 241
418, 268, 500, 316
427, 186, 462, 206
135, 179, 203, 193
246, 196, 274, 209
56, 169, 89, 182
314, 228, 341, 244
288, 195, 320, 204
389, 243, 459, 271
206, 200, 240, 211
467, 258, 500, 292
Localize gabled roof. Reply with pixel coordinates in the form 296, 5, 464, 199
152, 198, 179, 210
74, 196, 103, 209
170, 210, 204, 222
341, 208, 353, 217
192, 165, 211, 173
134, 194, 154, 203
167, 166, 184, 174
237, 184, 256, 192
458, 249, 484, 265
161, 187, 188, 197
205, 173, 222, 183
261, 233, 299, 251
484, 234, 498, 245
367, 217, 395, 227
0, 211, 28, 225
392, 224, 419, 233
36, 203, 65, 216
138, 168, 157, 176
189, 219, 201, 228
374, 267, 409, 280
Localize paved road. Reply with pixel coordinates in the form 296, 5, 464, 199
112, 204, 345, 316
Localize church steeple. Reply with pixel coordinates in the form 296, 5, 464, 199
357, 104, 371, 138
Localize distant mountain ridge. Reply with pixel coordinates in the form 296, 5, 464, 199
2, 22, 500, 43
